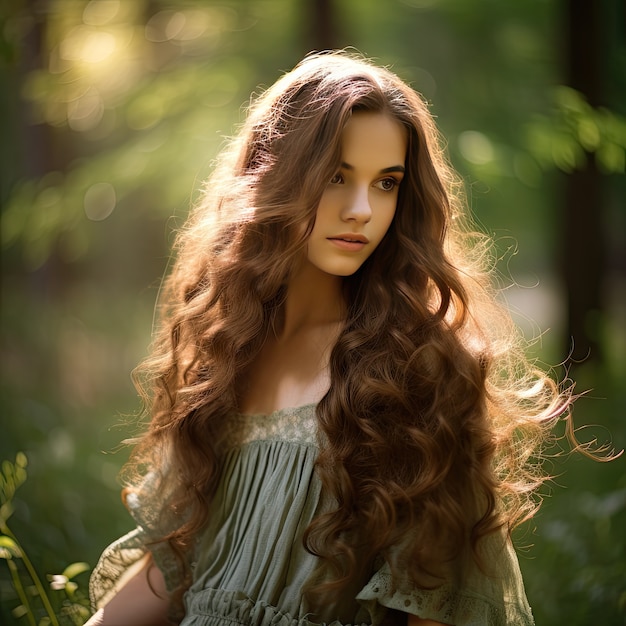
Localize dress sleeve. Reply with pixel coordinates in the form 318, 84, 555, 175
355, 533, 535, 626
88, 473, 188, 617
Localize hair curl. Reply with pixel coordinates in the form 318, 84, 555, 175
125, 51, 574, 603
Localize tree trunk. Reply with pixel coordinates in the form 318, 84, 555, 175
306, 0, 340, 51
562, 0, 606, 363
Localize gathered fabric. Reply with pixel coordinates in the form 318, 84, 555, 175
90, 404, 535, 626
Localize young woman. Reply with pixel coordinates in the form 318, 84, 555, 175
87, 51, 572, 626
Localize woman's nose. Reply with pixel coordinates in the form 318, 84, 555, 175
341, 186, 371, 223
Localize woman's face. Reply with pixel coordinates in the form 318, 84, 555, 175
307, 111, 407, 277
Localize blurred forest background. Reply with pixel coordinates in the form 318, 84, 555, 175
1, 0, 625, 624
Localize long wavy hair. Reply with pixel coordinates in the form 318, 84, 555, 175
126, 51, 573, 601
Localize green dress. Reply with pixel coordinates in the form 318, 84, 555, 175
89, 404, 535, 625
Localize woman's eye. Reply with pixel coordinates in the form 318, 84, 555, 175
329, 173, 344, 185
376, 178, 398, 192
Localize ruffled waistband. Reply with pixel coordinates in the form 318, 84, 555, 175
181, 587, 369, 626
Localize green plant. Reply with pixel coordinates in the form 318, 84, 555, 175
0, 453, 92, 625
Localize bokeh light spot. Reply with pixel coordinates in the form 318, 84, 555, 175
84, 182, 116, 221
60, 26, 117, 63
145, 11, 174, 42
83, 0, 121, 26
82, 31, 117, 63
458, 130, 494, 165
38, 185, 62, 208
165, 12, 187, 40
175, 10, 210, 41
67, 87, 104, 131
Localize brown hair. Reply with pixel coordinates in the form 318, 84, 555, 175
126, 51, 573, 601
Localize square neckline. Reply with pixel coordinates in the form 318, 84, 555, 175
237, 402, 318, 419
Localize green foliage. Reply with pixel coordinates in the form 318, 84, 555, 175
526, 86, 626, 174
1, 0, 296, 270
0, 452, 28, 526
1, 2, 624, 625
0, 455, 92, 625
518, 455, 626, 623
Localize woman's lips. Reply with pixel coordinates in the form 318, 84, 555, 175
327, 234, 368, 251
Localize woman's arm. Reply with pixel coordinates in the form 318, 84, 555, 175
407, 614, 447, 626
84, 553, 173, 626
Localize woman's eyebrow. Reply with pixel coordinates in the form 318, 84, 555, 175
340, 161, 406, 174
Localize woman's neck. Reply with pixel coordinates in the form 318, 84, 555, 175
280, 261, 346, 340
237, 262, 345, 415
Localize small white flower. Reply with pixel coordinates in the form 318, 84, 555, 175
50, 574, 68, 590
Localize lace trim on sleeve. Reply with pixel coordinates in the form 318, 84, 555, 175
356, 538, 535, 626
357, 568, 534, 626
89, 529, 147, 611
89, 472, 189, 614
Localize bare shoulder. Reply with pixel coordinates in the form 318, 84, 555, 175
86, 554, 173, 626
